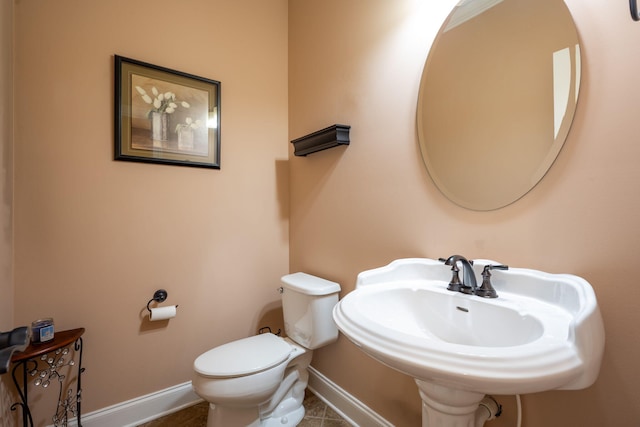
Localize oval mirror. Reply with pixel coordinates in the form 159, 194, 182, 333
417, 0, 581, 210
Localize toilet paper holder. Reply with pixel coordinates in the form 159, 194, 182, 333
146, 289, 178, 313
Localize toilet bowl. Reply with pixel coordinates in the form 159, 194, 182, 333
192, 272, 341, 427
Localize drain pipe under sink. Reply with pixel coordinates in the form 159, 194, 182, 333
475, 395, 502, 427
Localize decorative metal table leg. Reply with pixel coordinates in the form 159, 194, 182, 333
76, 337, 84, 427
10, 329, 85, 427
10, 359, 35, 427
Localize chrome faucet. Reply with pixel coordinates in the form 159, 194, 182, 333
440, 255, 477, 295
439, 255, 508, 298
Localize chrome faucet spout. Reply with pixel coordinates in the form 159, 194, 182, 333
442, 255, 477, 294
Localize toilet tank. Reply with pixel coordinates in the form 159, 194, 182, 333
281, 272, 341, 349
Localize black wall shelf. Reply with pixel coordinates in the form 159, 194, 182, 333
291, 124, 351, 156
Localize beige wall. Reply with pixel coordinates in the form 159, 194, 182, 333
290, 0, 640, 426
0, 1, 14, 426
5, 0, 640, 426
1, 0, 14, 331
12, 0, 288, 424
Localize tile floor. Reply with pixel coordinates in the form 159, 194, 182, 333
298, 390, 351, 427
137, 389, 351, 427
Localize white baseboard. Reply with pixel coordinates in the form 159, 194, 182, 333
308, 366, 393, 427
57, 369, 390, 427
60, 381, 203, 427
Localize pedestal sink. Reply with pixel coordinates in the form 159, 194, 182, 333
332, 258, 605, 427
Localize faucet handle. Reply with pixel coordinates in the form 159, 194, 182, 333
440, 256, 474, 292
447, 268, 464, 292
439, 257, 464, 291
475, 265, 508, 298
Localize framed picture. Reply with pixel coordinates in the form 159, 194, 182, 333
114, 55, 221, 169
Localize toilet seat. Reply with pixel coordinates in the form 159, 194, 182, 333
194, 333, 292, 378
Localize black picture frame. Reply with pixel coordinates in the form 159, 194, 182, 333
632, 0, 640, 21
114, 55, 221, 169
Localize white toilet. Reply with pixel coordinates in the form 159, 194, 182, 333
192, 272, 341, 427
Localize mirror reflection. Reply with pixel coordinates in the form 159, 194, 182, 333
417, 0, 581, 210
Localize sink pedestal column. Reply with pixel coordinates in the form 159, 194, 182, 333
416, 380, 487, 427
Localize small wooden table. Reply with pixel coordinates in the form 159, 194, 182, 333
11, 328, 85, 427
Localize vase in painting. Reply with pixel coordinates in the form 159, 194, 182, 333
150, 111, 168, 142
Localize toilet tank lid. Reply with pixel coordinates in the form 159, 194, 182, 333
194, 333, 292, 378
281, 272, 341, 295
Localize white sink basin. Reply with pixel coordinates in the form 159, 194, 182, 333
333, 258, 605, 397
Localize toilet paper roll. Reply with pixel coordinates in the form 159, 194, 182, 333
149, 305, 177, 321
